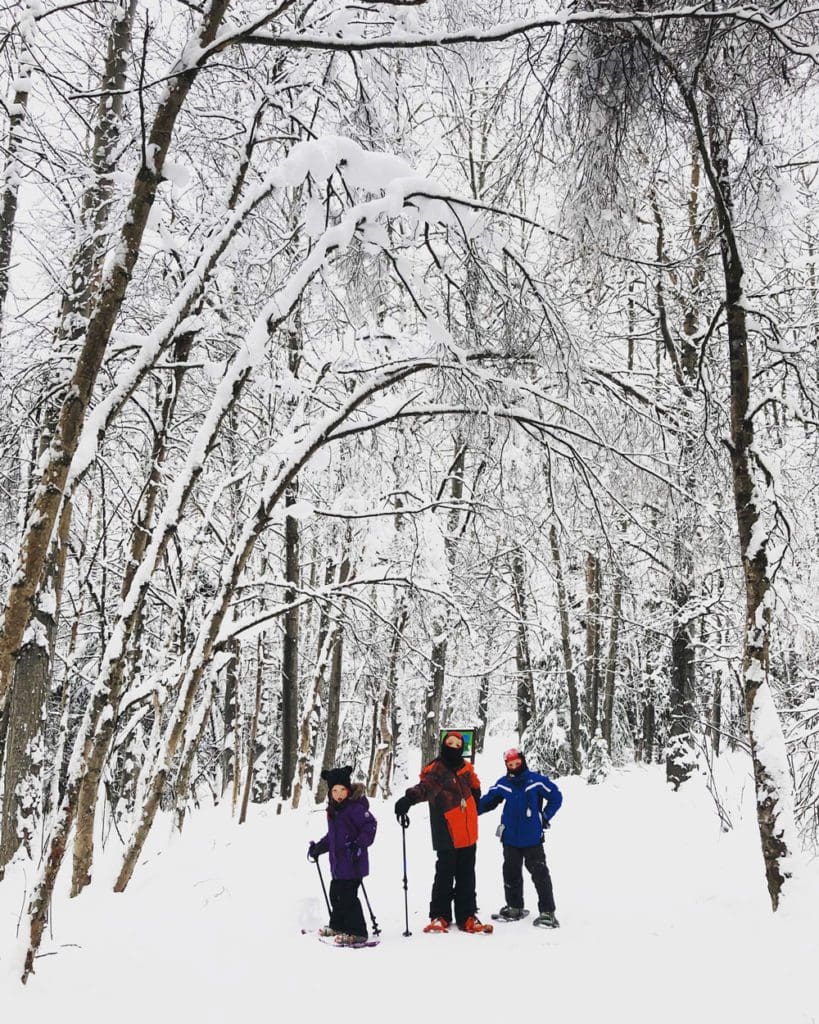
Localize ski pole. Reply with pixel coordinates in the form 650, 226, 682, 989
359, 880, 381, 936
400, 814, 411, 937
312, 855, 331, 916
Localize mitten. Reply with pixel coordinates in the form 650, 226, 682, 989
394, 795, 412, 820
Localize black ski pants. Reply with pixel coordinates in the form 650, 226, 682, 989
502, 843, 556, 913
429, 844, 477, 926
329, 878, 367, 938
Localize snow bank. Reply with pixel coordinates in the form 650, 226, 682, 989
1, 742, 817, 1023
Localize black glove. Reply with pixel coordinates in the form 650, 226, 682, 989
307, 841, 319, 861
541, 817, 551, 831
394, 795, 412, 822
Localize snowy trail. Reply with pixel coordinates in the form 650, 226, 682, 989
2, 744, 818, 1024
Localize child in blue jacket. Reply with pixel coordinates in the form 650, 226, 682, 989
478, 747, 562, 927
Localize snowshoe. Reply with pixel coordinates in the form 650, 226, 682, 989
335, 933, 370, 947
317, 933, 379, 949
317, 926, 338, 937
459, 916, 493, 934
423, 917, 450, 933
491, 907, 529, 922
533, 911, 560, 929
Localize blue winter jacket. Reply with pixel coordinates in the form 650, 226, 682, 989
478, 768, 562, 847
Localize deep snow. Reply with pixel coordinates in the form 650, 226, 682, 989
2, 741, 818, 1024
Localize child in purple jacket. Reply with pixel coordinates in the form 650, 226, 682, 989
308, 765, 377, 944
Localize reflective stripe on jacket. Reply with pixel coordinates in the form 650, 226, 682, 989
478, 769, 562, 847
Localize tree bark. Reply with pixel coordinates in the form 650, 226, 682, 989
698, 87, 796, 908
239, 642, 264, 824
368, 597, 407, 797
602, 574, 623, 755
421, 440, 465, 766
315, 551, 350, 803
510, 546, 538, 743
549, 526, 582, 773
2, 0, 231, 731
279, 485, 301, 801
0, 6, 37, 324
0, 500, 70, 873
71, 330, 196, 896
221, 640, 239, 797
584, 550, 602, 738
292, 611, 337, 808
421, 629, 447, 768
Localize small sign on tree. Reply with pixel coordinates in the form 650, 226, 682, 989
440, 728, 477, 761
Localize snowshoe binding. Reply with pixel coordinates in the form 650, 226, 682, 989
423, 917, 450, 933
335, 933, 370, 947
317, 932, 379, 948
533, 911, 560, 929
460, 916, 494, 934
491, 906, 529, 922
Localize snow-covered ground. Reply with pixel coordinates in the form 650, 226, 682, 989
2, 741, 818, 1023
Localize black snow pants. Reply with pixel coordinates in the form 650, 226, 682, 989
329, 878, 367, 938
502, 843, 556, 913
429, 844, 477, 926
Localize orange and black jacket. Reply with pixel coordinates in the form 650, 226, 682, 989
404, 759, 481, 851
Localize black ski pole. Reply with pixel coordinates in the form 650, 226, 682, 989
312, 855, 331, 916
359, 880, 381, 936
400, 814, 411, 936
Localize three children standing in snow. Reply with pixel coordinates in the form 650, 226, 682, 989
308, 737, 563, 944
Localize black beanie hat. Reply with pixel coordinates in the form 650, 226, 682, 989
321, 765, 353, 791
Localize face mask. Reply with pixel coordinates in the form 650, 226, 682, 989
441, 744, 464, 767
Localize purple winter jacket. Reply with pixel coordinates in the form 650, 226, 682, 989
313, 785, 377, 880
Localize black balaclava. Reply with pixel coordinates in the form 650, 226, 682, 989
440, 732, 465, 770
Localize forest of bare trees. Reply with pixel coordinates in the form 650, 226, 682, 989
1, 0, 818, 982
